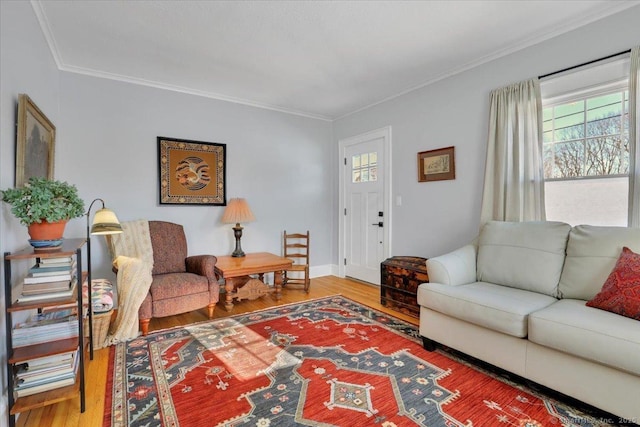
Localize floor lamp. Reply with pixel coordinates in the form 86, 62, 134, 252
86, 198, 122, 359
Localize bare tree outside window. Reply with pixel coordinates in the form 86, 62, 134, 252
543, 91, 629, 180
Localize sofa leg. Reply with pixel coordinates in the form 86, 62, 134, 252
422, 336, 437, 352
140, 319, 150, 336
207, 303, 216, 319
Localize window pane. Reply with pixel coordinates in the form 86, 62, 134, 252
369, 152, 377, 166
361, 153, 369, 167
352, 170, 361, 183
553, 141, 585, 178
585, 137, 628, 176
352, 155, 360, 169
543, 130, 553, 143
555, 122, 584, 141
586, 114, 621, 137
545, 177, 628, 226
587, 92, 622, 110
361, 169, 369, 182
370, 167, 377, 181
555, 102, 583, 118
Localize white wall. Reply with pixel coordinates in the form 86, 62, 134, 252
0, 1, 62, 423
333, 5, 640, 259
57, 73, 333, 279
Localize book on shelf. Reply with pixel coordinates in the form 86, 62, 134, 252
28, 261, 76, 276
14, 309, 77, 329
14, 349, 76, 372
37, 256, 74, 265
15, 348, 78, 384
12, 309, 79, 347
21, 279, 72, 295
14, 375, 76, 398
16, 278, 78, 303
23, 271, 74, 284
13, 354, 80, 398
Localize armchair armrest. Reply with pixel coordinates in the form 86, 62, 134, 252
186, 255, 218, 281
426, 244, 477, 286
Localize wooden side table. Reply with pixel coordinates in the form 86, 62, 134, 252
214, 252, 293, 311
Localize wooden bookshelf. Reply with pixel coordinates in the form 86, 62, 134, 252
3, 239, 88, 427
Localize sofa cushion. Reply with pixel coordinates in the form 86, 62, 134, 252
477, 221, 571, 297
559, 225, 640, 300
417, 281, 557, 338
586, 247, 640, 320
529, 299, 640, 376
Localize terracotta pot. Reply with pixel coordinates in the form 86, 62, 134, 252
27, 219, 68, 241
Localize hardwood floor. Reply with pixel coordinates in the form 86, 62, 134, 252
15, 276, 417, 427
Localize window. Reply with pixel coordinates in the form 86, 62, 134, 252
543, 91, 629, 179
541, 58, 630, 226
351, 152, 377, 183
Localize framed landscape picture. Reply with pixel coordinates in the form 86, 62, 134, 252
16, 94, 56, 187
158, 137, 226, 205
417, 146, 455, 182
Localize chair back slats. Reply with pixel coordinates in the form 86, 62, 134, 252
283, 230, 310, 292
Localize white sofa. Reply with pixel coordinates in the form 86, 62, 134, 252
417, 221, 640, 422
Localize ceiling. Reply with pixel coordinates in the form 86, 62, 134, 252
33, 0, 637, 121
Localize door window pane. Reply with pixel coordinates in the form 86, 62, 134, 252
351, 152, 378, 183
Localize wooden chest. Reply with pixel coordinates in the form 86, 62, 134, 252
380, 256, 429, 318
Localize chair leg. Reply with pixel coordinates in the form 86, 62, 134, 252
139, 318, 151, 336
304, 266, 310, 293
207, 303, 216, 319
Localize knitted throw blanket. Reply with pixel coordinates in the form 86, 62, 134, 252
104, 219, 154, 345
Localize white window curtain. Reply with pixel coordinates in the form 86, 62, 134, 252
480, 78, 545, 224
629, 45, 640, 228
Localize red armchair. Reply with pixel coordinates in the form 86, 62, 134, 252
138, 221, 219, 335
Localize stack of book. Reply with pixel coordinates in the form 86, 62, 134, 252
13, 348, 80, 397
17, 256, 77, 303
12, 309, 79, 348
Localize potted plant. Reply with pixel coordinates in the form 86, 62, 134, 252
1, 177, 85, 242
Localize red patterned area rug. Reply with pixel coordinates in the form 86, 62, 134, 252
104, 296, 618, 427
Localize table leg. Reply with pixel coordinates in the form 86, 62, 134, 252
224, 277, 237, 311
274, 270, 283, 301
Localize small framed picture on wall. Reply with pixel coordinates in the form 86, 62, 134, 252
417, 146, 455, 182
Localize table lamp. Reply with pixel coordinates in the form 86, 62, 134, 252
86, 198, 122, 358
221, 198, 255, 257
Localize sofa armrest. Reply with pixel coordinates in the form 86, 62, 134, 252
426, 244, 477, 286
186, 255, 218, 281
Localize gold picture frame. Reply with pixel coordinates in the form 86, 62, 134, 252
16, 94, 56, 187
418, 146, 455, 182
158, 136, 226, 205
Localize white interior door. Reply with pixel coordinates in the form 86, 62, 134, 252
340, 129, 390, 284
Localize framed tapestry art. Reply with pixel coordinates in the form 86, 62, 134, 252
418, 146, 455, 182
16, 94, 56, 187
158, 137, 226, 205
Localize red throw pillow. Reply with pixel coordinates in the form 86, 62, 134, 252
586, 247, 640, 320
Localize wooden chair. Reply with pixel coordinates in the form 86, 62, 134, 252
283, 230, 310, 292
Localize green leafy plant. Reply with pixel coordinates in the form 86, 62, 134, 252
1, 177, 85, 226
